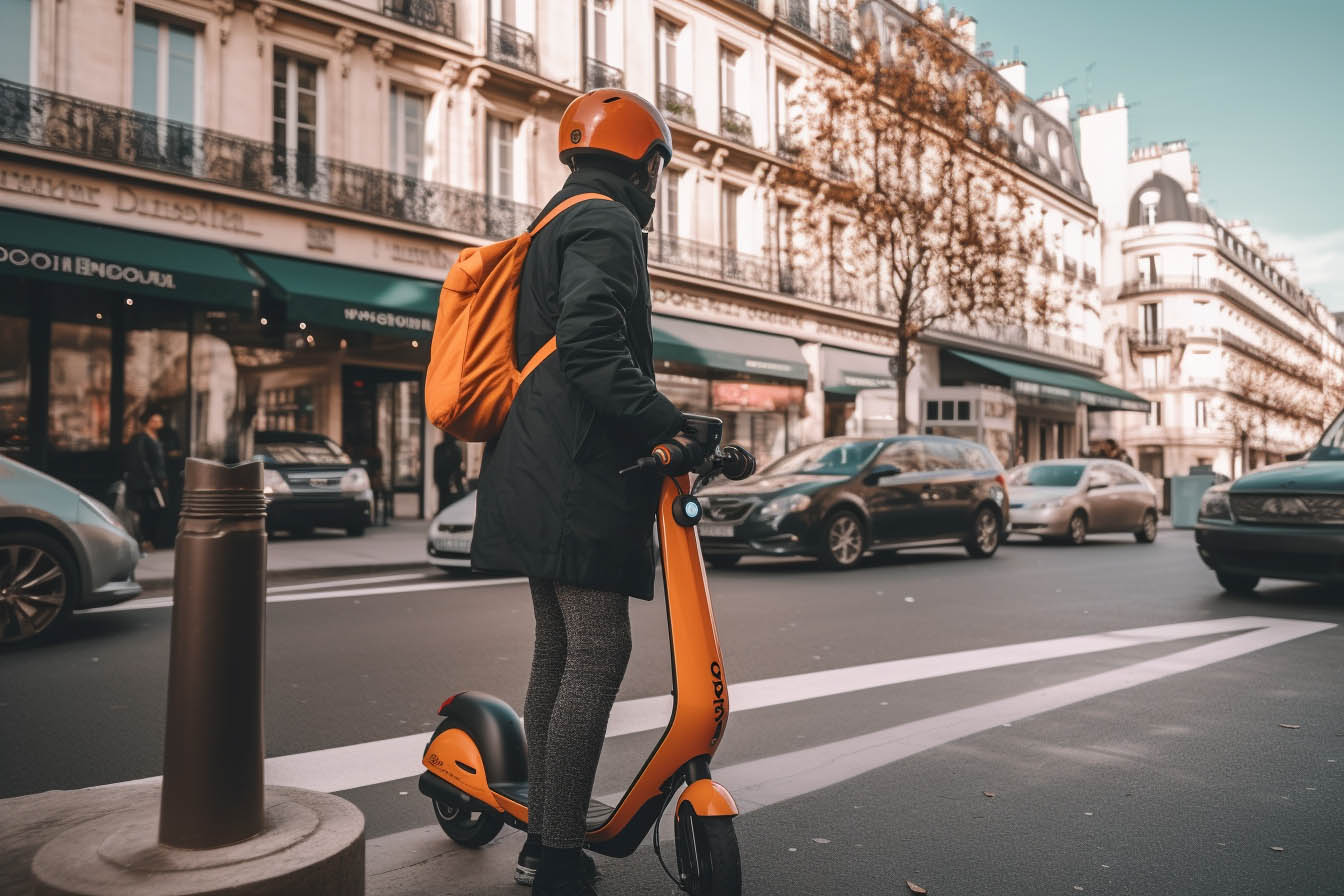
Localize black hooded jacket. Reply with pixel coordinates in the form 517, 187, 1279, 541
470, 166, 683, 599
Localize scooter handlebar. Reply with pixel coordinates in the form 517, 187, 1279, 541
619, 442, 756, 481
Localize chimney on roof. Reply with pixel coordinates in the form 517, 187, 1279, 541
1039, 87, 1069, 126
952, 14, 976, 54
997, 59, 1026, 95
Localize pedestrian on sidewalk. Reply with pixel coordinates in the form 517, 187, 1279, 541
433, 433, 465, 512
471, 89, 697, 896
124, 409, 168, 553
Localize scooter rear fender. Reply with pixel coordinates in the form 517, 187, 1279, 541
678, 779, 738, 818
422, 727, 503, 813
422, 691, 528, 815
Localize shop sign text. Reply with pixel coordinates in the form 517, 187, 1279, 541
0, 168, 101, 207
0, 245, 177, 288
343, 306, 434, 332
114, 186, 261, 235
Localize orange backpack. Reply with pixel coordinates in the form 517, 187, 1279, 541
425, 192, 611, 441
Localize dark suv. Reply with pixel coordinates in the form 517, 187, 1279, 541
1195, 408, 1344, 592
254, 431, 374, 537
697, 435, 1009, 569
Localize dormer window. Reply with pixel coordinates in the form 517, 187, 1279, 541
1046, 130, 1060, 163
1139, 189, 1159, 226
1021, 114, 1035, 146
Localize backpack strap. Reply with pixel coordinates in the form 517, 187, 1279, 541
519, 192, 613, 380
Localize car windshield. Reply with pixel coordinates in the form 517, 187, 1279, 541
257, 439, 351, 465
1008, 464, 1086, 487
765, 440, 882, 476
1309, 410, 1344, 461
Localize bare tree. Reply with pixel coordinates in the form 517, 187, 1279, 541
1220, 351, 1341, 471
780, 1, 1055, 432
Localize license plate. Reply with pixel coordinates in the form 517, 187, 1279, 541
435, 534, 472, 553
699, 524, 734, 539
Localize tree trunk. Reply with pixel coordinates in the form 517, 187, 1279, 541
895, 369, 909, 435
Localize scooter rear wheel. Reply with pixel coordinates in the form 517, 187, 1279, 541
675, 804, 741, 896
433, 799, 504, 847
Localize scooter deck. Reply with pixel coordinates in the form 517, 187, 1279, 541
494, 782, 616, 829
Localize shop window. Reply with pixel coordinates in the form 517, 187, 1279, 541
257, 384, 322, 433
389, 85, 426, 178
190, 333, 240, 462
48, 322, 112, 452
123, 329, 189, 456
2, 0, 32, 83
0, 314, 29, 457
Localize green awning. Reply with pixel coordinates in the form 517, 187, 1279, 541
822, 346, 896, 395
946, 349, 1151, 412
653, 314, 809, 382
0, 208, 261, 308
244, 252, 439, 338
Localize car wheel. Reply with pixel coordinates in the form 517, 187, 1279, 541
1066, 511, 1088, 546
706, 555, 741, 569
818, 510, 866, 570
0, 532, 78, 646
964, 505, 1002, 558
1216, 571, 1259, 594
1134, 510, 1158, 544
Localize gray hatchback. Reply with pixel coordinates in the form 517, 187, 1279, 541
0, 457, 141, 644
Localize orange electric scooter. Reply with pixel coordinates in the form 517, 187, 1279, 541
418, 414, 755, 895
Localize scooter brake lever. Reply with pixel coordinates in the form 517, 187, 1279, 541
619, 456, 659, 476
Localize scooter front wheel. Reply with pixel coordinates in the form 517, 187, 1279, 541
433, 798, 504, 847
675, 804, 741, 896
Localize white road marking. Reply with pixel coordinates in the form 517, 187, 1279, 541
80, 576, 530, 614
90, 616, 1330, 799
267, 571, 437, 593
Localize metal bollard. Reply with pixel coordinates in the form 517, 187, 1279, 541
159, 458, 268, 849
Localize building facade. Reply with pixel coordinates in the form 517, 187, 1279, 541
1078, 98, 1344, 480
0, 0, 1136, 517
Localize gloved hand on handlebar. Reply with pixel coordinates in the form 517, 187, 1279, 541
653, 434, 706, 476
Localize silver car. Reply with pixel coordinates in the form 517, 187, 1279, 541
426, 490, 477, 570
1007, 459, 1159, 545
0, 457, 142, 644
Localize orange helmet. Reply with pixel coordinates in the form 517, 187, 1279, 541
558, 89, 673, 167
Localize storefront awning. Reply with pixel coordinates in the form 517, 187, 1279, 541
652, 314, 809, 382
822, 346, 896, 395
0, 208, 261, 308
243, 252, 439, 338
946, 349, 1151, 412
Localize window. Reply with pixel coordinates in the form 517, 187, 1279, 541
1138, 254, 1160, 286
486, 115, 516, 200
924, 441, 966, 471
273, 51, 320, 188
720, 183, 741, 253
1141, 301, 1161, 338
719, 44, 739, 111
0, 314, 29, 457
1046, 130, 1060, 163
1021, 114, 1035, 146
1139, 189, 1160, 227
1192, 253, 1204, 281
1195, 399, 1209, 428
1146, 400, 1163, 427
134, 16, 196, 123
1140, 355, 1168, 387
657, 168, 680, 238
388, 86, 425, 178
1, 0, 33, 83
995, 101, 1009, 132
656, 17, 680, 89
48, 322, 112, 453
775, 71, 796, 139
587, 0, 614, 64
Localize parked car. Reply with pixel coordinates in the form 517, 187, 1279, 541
427, 490, 476, 570
1006, 459, 1159, 545
1195, 409, 1344, 593
697, 435, 1009, 570
253, 431, 373, 537
0, 457, 141, 644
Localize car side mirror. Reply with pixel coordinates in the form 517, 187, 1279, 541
864, 464, 901, 485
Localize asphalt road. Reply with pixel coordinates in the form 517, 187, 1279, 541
3, 530, 1341, 895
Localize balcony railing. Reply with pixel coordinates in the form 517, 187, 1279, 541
1119, 276, 1217, 296
776, 129, 801, 161
584, 57, 624, 90
929, 318, 1104, 368
381, 0, 455, 37
720, 106, 753, 145
648, 233, 772, 289
1062, 257, 1078, 279
1127, 328, 1186, 351
487, 19, 537, 73
657, 83, 696, 127
0, 79, 538, 240
779, 0, 813, 36
821, 7, 853, 57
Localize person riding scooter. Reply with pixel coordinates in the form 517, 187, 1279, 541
470, 88, 701, 896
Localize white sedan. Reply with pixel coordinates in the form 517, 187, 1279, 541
426, 490, 476, 570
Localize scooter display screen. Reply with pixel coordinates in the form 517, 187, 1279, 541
681, 413, 723, 453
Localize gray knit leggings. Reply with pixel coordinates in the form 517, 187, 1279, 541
525, 579, 632, 848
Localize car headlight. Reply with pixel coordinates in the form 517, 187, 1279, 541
1031, 498, 1066, 510
263, 468, 291, 497
1199, 488, 1231, 520
78, 494, 127, 533
757, 493, 811, 524
340, 467, 371, 495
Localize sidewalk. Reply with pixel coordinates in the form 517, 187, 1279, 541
135, 518, 432, 589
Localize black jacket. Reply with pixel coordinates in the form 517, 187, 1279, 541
471, 167, 683, 599
124, 432, 166, 493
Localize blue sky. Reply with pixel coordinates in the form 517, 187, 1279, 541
965, 0, 1344, 309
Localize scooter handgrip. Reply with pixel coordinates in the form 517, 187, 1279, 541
720, 445, 756, 481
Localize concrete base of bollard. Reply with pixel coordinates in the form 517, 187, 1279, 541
30, 786, 364, 896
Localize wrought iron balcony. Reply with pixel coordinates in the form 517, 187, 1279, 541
1127, 328, 1187, 352
488, 19, 537, 73
929, 318, 1104, 368
719, 106, 753, 145
1119, 276, 1217, 296
779, 0, 813, 36
584, 57, 625, 90
0, 78, 538, 241
381, 0, 455, 37
778, 265, 798, 295
821, 7, 853, 58
776, 129, 801, 160
658, 83, 696, 127
647, 232, 772, 291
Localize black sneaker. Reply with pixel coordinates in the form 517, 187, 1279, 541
515, 842, 598, 887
